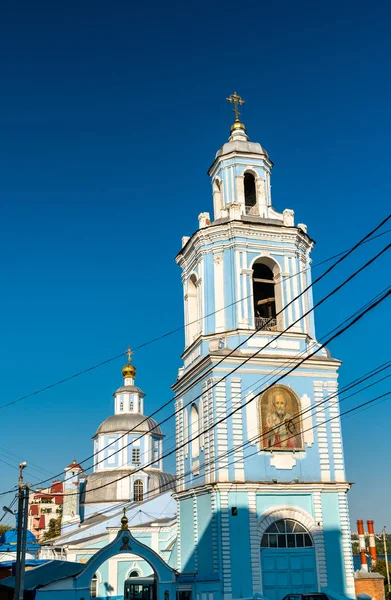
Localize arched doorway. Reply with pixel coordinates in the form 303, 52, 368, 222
260, 518, 318, 600
75, 525, 176, 600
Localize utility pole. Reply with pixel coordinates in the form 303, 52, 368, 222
383, 526, 391, 594
14, 462, 27, 600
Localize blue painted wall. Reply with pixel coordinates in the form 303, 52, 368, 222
321, 492, 346, 595
180, 497, 195, 571
196, 493, 213, 574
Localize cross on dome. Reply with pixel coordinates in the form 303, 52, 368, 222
226, 91, 247, 134
122, 346, 136, 381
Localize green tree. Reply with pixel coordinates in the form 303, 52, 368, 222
0, 525, 12, 537
40, 506, 62, 542
372, 559, 391, 600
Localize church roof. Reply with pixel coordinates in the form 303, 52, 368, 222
82, 469, 176, 503
113, 385, 145, 397
94, 413, 162, 437
215, 139, 269, 160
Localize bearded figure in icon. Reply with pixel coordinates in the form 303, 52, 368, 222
261, 387, 302, 450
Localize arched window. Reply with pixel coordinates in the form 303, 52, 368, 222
90, 574, 98, 598
134, 479, 144, 502
187, 274, 200, 343
129, 570, 140, 578
213, 178, 223, 217
191, 404, 200, 459
244, 172, 257, 215
252, 261, 276, 330
261, 519, 313, 548
259, 385, 303, 450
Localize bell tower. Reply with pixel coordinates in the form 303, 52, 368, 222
173, 96, 354, 600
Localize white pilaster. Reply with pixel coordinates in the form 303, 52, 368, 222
313, 491, 327, 589
175, 399, 185, 491
193, 495, 199, 571
338, 492, 355, 597
220, 490, 232, 600
214, 253, 225, 332
231, 378, 245, 481
248, 491, 262, 594
314, 382, 331, 482
327, 382, 346, 481
215, 380, 229, 481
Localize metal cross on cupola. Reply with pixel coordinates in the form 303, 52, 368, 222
226, 91, 245, 122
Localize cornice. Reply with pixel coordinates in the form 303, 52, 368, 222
172, 347, 341, 393
174, 480, 352, 501
177, 220, 314, 270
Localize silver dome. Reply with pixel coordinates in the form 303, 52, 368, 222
94, 413, 163, 438
215, 139, 269, 159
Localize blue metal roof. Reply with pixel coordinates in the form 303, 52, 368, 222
0, 528, 40, 553
0, 560, 84, 590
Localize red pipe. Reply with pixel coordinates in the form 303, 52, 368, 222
367, 520, 377, 567
357, 519, 368, 571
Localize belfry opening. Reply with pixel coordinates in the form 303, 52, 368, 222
252, 261, 277, 330
244, 172, 257, 214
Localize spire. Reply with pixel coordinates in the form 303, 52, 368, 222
226, 91, 249, 141
122, 346, 136, 384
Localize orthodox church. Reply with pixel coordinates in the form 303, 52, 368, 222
34, 96, 354, 600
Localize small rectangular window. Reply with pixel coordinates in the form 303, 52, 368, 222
132, 448, 141, 464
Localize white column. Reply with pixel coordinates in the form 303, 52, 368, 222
220, 491, 232, 600
283, 256, 294, 328
215, 381, 229, 481
214, 253, 225, 332
175, 399, 185, 491
248, 491, 262, 594
314, 382, 331, 482
327, 382, 346, 481
313, 491, 328, 589
231, 378, 245, 481
339, 492, 356, 597
193, 495, 199, 571
290, 256, 303, 332
235, 249, 243, 326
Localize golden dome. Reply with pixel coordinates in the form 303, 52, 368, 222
122, 363, 136, 379
230, 118, 246, 132
122, 346, 136, 379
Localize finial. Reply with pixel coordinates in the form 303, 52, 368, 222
226, 92, 246, 133
121, 507, 128, 530
127, 346, 133, 363
122, 346, 136, 381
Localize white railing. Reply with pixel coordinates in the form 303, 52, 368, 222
255, 316, 277, 331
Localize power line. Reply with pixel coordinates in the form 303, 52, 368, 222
10, 230, 391, 495
1, 214, 389, 500
47, 358, 391, 538
53, 365, 391, 538
0, 222, 389, 414
41, 240, 391, 484
30, 284, 391, 499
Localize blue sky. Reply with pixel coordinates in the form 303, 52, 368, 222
0, 0, 390, 530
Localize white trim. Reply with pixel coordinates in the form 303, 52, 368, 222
258, 505, 325, 594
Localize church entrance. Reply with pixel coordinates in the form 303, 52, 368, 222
124, 575, 156, 600
260, 519, 318, 600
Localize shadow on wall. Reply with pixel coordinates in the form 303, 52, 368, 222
179, 503, 351, 600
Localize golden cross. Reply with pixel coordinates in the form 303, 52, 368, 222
226, 91, 245, 121
127, 346, 133, 363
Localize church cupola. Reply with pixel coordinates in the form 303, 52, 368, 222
122, 347, 136, 385
208, 92, 290, 224
113, 348, 145, 415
